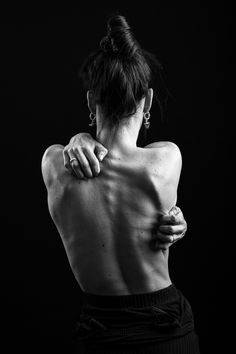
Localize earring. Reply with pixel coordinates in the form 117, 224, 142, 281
143, 112, 150, 129
89, 112, 96, 127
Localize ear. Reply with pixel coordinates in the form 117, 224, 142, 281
86, 91, 96, 114
144, 88, 153, 113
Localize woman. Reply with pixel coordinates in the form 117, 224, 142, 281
42, 15, 200, 353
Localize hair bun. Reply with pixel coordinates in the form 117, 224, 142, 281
100, 35, 118, 54
100, 15, 139, 58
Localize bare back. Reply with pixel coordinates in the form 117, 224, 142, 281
42, 142, 182, 295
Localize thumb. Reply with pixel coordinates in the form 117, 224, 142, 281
95, 143, 108, 161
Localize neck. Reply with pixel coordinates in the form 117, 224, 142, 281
95, 107, 143, 153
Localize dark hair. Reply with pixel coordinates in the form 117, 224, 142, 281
79, 14, 163, 126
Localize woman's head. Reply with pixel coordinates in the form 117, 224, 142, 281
79, 14, 161, 126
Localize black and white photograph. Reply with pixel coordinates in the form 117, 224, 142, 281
1, 3, 233, 353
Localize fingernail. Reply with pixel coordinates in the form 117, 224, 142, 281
99, 153, 105, 161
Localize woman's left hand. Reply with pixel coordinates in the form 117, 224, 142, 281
154, 206, 187, 250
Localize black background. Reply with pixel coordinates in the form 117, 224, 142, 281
1, 3, 234, 353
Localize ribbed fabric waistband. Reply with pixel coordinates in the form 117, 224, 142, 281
74, 283, 196, 348
83, 284, 178, 308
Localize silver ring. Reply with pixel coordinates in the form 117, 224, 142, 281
69, 157, 77, 163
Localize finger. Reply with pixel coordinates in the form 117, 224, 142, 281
71, 161, 86, 179
95, 143, 108, 162
155, 233, 181, 243
63, 148, 74, 174
67, 149, 85, 179
83, 147, 100, 176
158, 224, 186, 235
72, 147, 93, 178
159, 213, 184, 225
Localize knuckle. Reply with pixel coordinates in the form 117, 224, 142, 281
71, 160, 78, 167
171, 208, 177, 216
174, 207, 181, 215
82, 146, 89, 153
174, 215, 182, 224
73, 146, 81, 154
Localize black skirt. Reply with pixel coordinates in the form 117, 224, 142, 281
72, 284, 200, 353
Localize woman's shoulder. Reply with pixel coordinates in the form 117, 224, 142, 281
144, 141, 181, 163
144, 140, 181, 154
41, 144, 72, 190
143, 141, 182, 182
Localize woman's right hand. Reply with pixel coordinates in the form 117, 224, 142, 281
63, 133, 108, 179
154, 206, 187, 250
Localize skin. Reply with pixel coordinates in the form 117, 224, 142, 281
63, 133, 187, 247
42, 89, 184, 295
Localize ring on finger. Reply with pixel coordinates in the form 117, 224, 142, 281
70, 157, 77, 163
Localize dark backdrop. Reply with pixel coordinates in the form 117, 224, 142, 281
1, 3, 234, 354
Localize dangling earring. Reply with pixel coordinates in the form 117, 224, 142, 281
89, 112, 96, 127
143, 112, 150, 129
